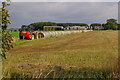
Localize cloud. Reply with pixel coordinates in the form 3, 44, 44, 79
7, 2, 118, 28
118, 2, 120, 23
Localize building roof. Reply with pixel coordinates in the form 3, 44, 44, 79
44, 26, 63, 28
67, 26, 88, 28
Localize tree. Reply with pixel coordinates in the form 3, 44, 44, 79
105, 19, 118, 30
90, 23, 102, 30
30, 22, 57, 30
30, 22, 89, 30
102, 24, 106, 28
118, 24, 120, 30
1, 1, 13, 58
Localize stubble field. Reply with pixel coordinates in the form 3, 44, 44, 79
3, 30, 119, 79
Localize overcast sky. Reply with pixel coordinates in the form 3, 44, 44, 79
0, 1, 118, 28
1, 0, 120, 2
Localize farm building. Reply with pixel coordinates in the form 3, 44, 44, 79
93, 26, 104, 30
64, 26, 88, 30
44, 26, 64, 31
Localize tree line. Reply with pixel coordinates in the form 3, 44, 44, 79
29, 22, 89, 30
91, 19, 119, 30
29, 19, 120, 30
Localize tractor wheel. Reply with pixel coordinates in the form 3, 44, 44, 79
30, 35, 34, 40
34, 33, 38, 39
20, 36, 25, 39
20, 36, 23, 39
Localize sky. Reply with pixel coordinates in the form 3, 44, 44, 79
0, 0, 119, 28
0, 0, 120, 2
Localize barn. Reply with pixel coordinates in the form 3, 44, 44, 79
44, 26, 64, 31
64, 26, 88, 30
93, 26, 104, 30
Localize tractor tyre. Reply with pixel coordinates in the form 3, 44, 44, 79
30, 35, 34, 40
20, 36, 25, 39
20, 36, 23, 39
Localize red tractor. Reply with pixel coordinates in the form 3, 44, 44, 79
19, 25, 38, 40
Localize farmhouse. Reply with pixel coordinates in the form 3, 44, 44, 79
64, 26, 88, 30
93, 26, 104, 30
44, 26, 64, 31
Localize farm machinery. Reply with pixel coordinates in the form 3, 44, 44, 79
19, 25, 39, 40
19, 25, 93, 40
